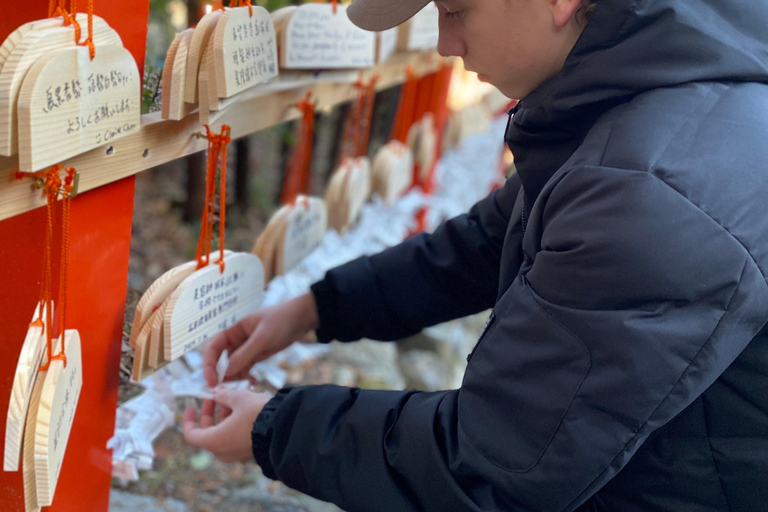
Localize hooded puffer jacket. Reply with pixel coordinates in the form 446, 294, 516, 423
252, 0, 768, 510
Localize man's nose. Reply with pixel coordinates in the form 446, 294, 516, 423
436, 17, 467, 57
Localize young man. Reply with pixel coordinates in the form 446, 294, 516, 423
183, 0, 768, 510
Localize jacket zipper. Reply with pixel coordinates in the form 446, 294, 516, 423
467, 311, 496, 363
521, 201, 527, 235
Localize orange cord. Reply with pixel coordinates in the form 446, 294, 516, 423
358, 75, 378, 157
49, 0, 93, 59
280, 93, 315, 205
16, 165, 75, 369
239, 0, 253, 16
195, 125, 231, 273
331, 0, 337, 14
390, 67, 418, 143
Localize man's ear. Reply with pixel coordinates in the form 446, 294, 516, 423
549, 0, 582, 27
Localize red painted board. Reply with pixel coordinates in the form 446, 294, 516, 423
0, 1, 147, 510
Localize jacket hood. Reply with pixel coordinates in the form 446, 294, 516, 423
520, 0, 768, 126
506, 0, 768, 204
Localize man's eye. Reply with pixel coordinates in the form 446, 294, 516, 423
445, 9, 464, 18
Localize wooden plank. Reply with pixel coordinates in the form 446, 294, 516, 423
164, 252, 264, 361
0, 51, 447, 222
33, 330, 83, 507
0, 15, 122, 157
17, 45, 141, 172
4, 304, 47, 472
213, 6, 278, 98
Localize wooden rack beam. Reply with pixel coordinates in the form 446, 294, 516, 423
0, 51, 448, 222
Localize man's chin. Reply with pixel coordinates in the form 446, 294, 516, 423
477, 73, 489, 83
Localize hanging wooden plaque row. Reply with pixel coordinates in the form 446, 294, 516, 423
170, 6, 277, 123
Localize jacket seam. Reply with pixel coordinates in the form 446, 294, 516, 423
647, 173, 765, 280
458, 276, 592, 474
562, 256, 749, 512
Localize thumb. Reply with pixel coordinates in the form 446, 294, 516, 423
212, 387, 244, 409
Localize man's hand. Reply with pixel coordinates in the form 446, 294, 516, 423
182, 388, 273, 463
203, 292, 320, 387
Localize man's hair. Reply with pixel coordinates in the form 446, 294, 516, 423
577, 0, 599, 25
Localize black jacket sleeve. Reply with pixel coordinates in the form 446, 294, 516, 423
252, 166, 768, 512
310, 173, 523, 343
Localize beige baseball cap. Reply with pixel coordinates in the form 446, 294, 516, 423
347, 0, 433, 31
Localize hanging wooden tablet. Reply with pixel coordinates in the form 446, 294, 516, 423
130, 306, 162, 382
34, 330, 82, 507
128, 251, 230, 349
23, 362, 45, 512
327, 157, 370, 233
0, 15, 122, 156
376, 27, 398, 64
161, 29, 194, 121
397, 3, 439, 51
372, 140, 413, 204
275, 196, 327, 276
280, 4, 375, 69
252, 204, 292, 283
17, 45, 141, 172
4, 304, 49, 472
184, 9, 223, 104
0, 15, 90, 72
407, 114, 437, 184
204, 31, 223, 111
213, 6, 278, 99
148, 300, 169, 368
164, 253, 265, 361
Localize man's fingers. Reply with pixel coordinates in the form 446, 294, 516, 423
200, 399, 216, 428
225, 337, 269, 380
213, 387, 238, 409
203, 320, 252, 386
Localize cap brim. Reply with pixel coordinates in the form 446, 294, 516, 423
348, 0, 432, 32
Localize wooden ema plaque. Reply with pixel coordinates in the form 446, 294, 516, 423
4, 304, 48, 472
184, 9, 222, 104
277, 196, 327, 276
161, 29, 194, 121
130, 305, 163, 382
397, 3, 439, 51
213, 6, 278, 99
128, 251, 230, 349
23, 360, 45, 512
281, 4, 375, 69
407, 113, 437, 183
377, 27, 398, 64
326, 157, 371, 233
372, 140, 413, 204
0, 14, 122, 156
17, 44, 141, 172
34, 330, 82, 507
164, 253, 264, 361
252, 203, 292, 283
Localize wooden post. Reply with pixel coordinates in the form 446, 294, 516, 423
0, 1, 149, 510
